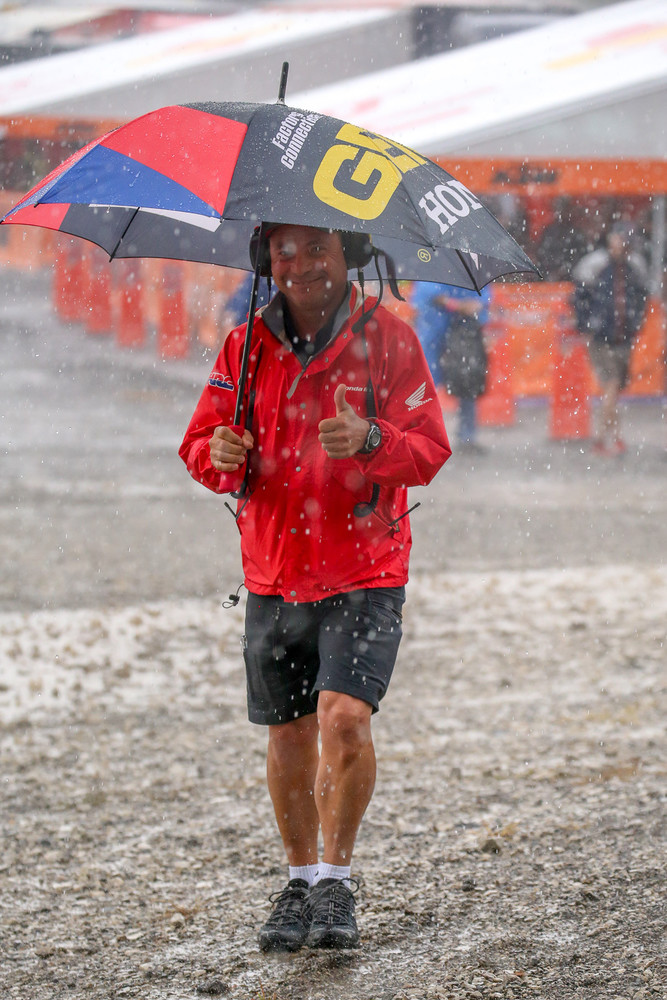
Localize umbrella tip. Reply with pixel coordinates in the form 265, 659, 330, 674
277, 62, 289, 104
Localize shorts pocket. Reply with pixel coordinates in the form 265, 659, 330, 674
366, 589, 404, 635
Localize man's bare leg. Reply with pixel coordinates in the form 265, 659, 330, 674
301, 691, 372, 949
315, 691, 375, 866
266, 714, 320, 865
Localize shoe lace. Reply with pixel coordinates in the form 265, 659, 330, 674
267, 883, 309, 923
311, 878, 359, 923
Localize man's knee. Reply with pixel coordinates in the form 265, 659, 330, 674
317, 691, 372, 753
268, 714, 319, 756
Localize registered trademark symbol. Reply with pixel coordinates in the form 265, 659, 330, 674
418, 248, 431, 262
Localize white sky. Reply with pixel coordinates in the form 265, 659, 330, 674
0, 7, 391, 114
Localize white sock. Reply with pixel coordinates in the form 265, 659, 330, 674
289, 864, 319, 886
315, 862, 351, 884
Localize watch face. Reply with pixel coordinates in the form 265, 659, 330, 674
368, 424, 382, 449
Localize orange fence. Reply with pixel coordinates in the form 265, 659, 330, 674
0, 200, 247, 358
435, 157, 667, 199
385, 282, 665, 403
0, 191, 55, 270
486, 282, 665, 398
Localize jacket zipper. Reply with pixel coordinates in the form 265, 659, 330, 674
286, 358, 313, 399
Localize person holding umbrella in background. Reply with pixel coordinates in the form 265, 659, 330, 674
180, 223, 451, 951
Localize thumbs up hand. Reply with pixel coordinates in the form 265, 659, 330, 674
318, 384, 372, 459
334, 383, 353, 416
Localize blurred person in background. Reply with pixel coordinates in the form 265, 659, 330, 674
535, 197, 590, 282
222, 271, 273, 330
573, 223, 649, 456
411, 282, 491, 452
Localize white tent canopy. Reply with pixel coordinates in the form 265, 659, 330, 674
1, 2, 664, 158
0, 7, 402, 118
289, 0, 667, 159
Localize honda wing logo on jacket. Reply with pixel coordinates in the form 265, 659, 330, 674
405, 382, 433, 410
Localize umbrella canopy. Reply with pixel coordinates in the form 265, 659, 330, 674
1, 91, 537, 291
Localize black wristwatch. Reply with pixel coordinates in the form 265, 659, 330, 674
358, 421, 382, 454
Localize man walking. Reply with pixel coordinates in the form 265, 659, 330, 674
180, 225, 450, 950
573, 224, 648, 455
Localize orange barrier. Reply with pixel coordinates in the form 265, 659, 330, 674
188, 262, 245, 350
0, 191, 54, 270
1, 174, 664, 388
58, 240, 91, 325
435, 157, 667, 199
85, 246, 114, 335
157, 260, 189, 358
549, 335, 593, 439
52, 240, 83, 321
490, 283, 575, 396
115, 260, 146, 348
140, 259, 163, 332
52, 244, 68, 319
627, 296, 666, 395
79, 246, 96, 325
478, 335, 516, 426
492, 282, 666, 400
5, 225, 50, 271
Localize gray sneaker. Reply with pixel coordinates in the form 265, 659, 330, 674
258, 878, 311, 952
306, 878, 360, 949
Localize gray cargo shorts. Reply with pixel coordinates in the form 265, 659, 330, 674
242, 587, 405, 726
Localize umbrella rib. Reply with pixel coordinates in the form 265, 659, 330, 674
455, 249, 483, 294
109, 206, 140, 261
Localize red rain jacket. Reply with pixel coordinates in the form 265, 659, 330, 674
179, 286, 451, 602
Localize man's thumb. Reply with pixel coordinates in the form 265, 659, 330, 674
334, 383, 350, 414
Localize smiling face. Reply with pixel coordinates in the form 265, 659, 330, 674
268, 225, 348, 333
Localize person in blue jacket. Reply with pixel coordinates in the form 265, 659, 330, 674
411, 282, 491, 452
223, 271, 273, 328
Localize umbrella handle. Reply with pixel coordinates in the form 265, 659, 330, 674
228, 424, 249, 501
233, 224, 267, 426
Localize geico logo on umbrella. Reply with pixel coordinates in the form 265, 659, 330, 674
313, 123, 426, 220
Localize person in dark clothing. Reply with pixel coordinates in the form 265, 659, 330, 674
572, 224, 648, 455
536, 197, 590, 282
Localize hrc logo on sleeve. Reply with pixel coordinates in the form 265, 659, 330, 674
208, 371, 235, 391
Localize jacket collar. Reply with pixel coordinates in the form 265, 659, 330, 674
261, 283, 357, 351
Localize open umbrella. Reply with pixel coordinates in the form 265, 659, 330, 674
1, 63, 538, 422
